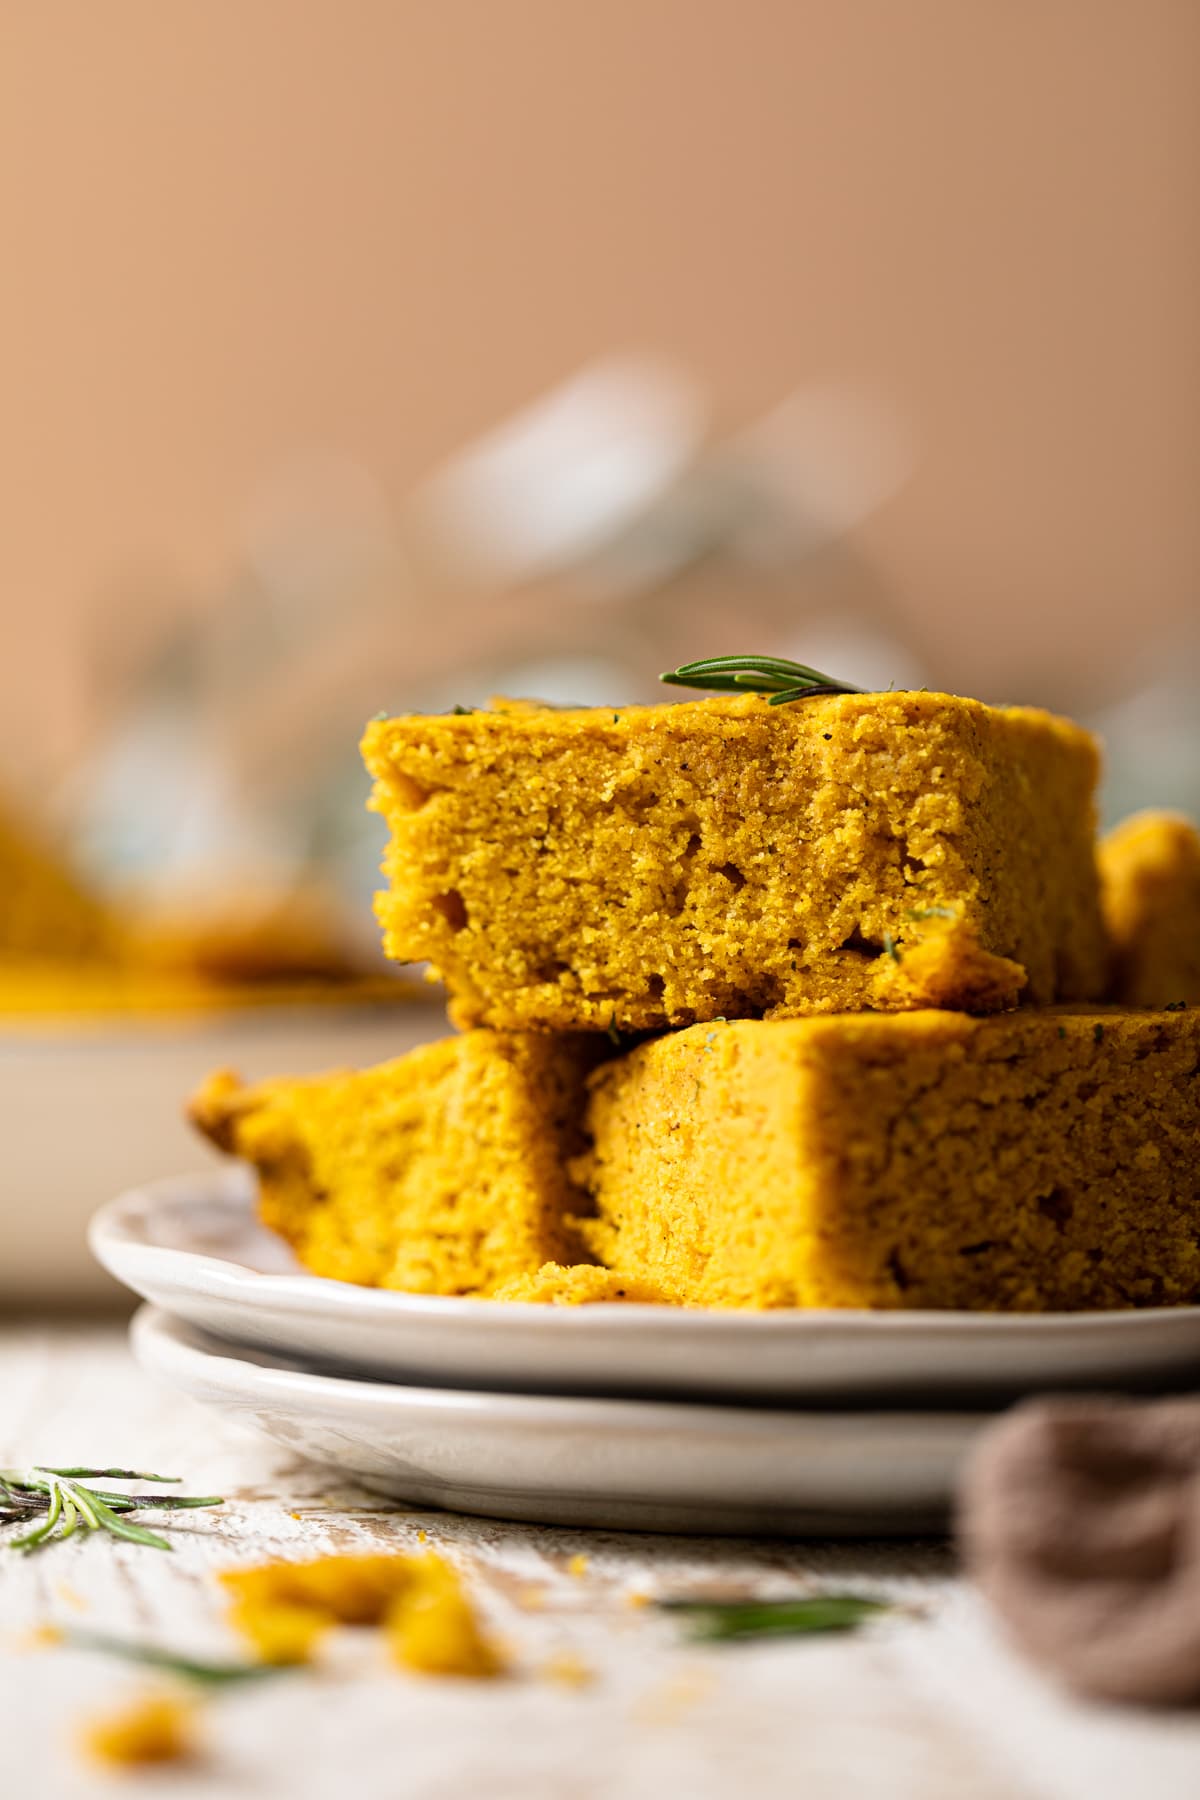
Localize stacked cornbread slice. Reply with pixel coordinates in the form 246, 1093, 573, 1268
192, 691, 1200, 1312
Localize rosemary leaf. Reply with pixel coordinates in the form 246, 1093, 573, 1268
658, 1592, 892, 1643
660, 655, 862, 704
66, 1631, 285, 1688
0, 1467, 223, 1555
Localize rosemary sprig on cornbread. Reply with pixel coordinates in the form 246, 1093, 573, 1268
659, 654, 862, 703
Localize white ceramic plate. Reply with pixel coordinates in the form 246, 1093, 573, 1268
96, 1172, 1200, 1403
132, 1306, 986, 1536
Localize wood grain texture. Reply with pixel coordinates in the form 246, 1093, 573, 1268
2, 1326, 1198, 1799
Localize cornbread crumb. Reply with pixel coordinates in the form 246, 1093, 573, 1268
82, 1693, 197, 1768
222, 1552, 503, 1678
385, 1557, 504, 1678
190, 1032, 602, 1296
363, 691, 1105, 1029
1099, 811, 1200, 1007
578, 1009, 1200, 1311
543, 1651, 596, 1689
222, 1552, 416, 1663
567, 1554, 590, 1579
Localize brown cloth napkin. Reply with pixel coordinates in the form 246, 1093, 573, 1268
959, 1395, 1200, 1707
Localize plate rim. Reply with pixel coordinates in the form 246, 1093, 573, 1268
130, 1305, 991, 1431
92, 1169, 1200, 1342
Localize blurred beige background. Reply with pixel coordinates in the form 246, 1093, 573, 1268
1, 1, 1197, 787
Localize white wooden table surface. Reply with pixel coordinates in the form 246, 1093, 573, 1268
3, 1325, 1199, 1799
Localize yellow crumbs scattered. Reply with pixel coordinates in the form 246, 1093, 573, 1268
567, 1554, 590, 1579
543, 1651, 596, 1690
385, 1556, 504, 1679
221, 1551, 504, 1678
82, 1693, 197, 1768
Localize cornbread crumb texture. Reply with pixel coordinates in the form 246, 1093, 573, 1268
222, 1552, 503, 1677
190, 1031, 602, 1296
578, 1010, 1200, 1311
491, 1262, 668, 1304
1099, 811, 1200, 1007
363, 691, 1106, 1031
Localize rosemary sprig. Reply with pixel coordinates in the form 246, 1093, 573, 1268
66, 1630, 284, 1687
659, 656, 862, 706
657, 1591, 892, 1643
0, 1468, 223, 1555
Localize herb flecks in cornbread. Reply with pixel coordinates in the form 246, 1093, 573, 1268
577, 1009, 1200, 1311
189, 1033, 602, 1295
1099, 811, 1200, 1008
363, 692, 1105, 1031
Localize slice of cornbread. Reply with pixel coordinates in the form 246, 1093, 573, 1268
189, 1032, 602, 1295
576, 1010, 1200, 1311
1099, 811, 1200, 1008
362, 691, 1106, 1031
0, 795, 113, 962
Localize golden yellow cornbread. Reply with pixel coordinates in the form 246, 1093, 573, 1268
1099, 811, 1200, 1008
362, 691, 1106, 1031
0, 795, 114, 962
577, 1009, 1200, 1311
189, 1031, 601, 1295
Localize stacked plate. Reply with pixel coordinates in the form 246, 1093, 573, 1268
91, 1170, 1200, 1537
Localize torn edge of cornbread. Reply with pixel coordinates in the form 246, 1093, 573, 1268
574, 1009, 1200, 1312
188, 1031, 605, 1296
1099, 810, 1200, 1008
362, 691, 1107, 1031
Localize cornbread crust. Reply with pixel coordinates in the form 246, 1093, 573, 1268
189, 1032, 602, 1296
576, 1010, 1200, 1311
362, 691, 1105, 1031
1099, 811, 1200, 1007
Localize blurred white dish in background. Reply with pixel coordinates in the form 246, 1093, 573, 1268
410, 353, 914, 603
92, 1171, 1200, 1402
2, 1003, 444, 1304
131, 1306, 983, 1536
412, 354, 706, 588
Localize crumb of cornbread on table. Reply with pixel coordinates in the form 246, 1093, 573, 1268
81, 1692, 199, 1767
575, 1008, 1200, 1311
1099, 811, 1200, 1008
384, 1554, 505, 1677
543, 1650, 597, 1689
222, 1552, 504, 1677
361, 690, 1106, 1031
189, 1032, 603, 1296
